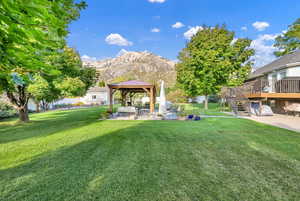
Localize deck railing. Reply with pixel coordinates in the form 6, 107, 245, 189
250, 79, 269, 94
249, 79, 300, 94
275, 79, 300, 93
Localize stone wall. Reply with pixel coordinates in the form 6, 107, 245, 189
274, 100, 300, 114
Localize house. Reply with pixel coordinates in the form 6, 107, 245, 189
244, 50, 300, 114
49, 87, 109, 109
34, 86, 108, 110
80, 86, 109, 105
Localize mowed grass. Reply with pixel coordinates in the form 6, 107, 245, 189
0, 107, 300, 201
179, 103, 230, 116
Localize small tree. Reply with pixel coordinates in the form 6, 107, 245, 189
28, 75, 52, 112
28, 47, 96, 111
274, 18, 300, 57
55, 77, 86, 97
176, 25, 254, 109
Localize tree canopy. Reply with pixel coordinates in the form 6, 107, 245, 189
27, 47, 96, 111
274, 18, 300, 57
176, 25, 254, 109
0, 0, 88, 122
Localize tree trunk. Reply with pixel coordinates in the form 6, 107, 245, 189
6, 85, 30, 122
19, 107, 29, 122
204, 95, 208, 110
35, 101, 40, 113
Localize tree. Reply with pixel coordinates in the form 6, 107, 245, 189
49, 46, 96, 98
166, 88, 189, 103
28, 47, 96, 111
27, 75, 52, 112
274, 18, 300, 57
176, 25, 254, 109
0, 0, 86, 122
98, 80, 106, 87
55, 77, 86, 97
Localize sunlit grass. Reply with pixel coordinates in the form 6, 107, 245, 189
178, 103, 230, 116
0, 106, 299, 201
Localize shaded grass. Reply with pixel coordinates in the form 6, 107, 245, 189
0, 107, 300, 201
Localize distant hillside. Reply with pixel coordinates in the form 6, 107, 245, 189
83, 51, 176, 88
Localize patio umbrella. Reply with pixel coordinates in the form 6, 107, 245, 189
159, 80, 167, 115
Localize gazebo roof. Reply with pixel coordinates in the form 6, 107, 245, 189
108, 80, 154, 88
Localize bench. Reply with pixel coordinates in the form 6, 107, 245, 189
117, 107, 137, 117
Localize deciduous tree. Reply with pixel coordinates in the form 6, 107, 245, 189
0, 0, 86, 122
28, 47, 96, 111
176, 25, 254, 109
274, 18, 300, 57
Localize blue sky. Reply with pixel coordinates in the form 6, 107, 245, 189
67, 0, 300, 68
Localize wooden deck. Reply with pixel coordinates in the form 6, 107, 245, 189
247, 93, 300, 99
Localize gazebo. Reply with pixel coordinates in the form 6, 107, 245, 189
107, 80, 156, 113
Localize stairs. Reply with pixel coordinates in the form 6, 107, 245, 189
222, 87, 251, 116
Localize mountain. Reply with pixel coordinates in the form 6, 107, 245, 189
83, 51, 176, 87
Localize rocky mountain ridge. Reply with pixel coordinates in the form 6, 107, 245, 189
83, 51, 177, 87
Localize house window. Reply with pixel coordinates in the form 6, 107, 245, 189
92, 95, 97, 99
279, 71, 287, 79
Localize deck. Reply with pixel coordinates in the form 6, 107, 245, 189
247, 93, 300, 99
245, 78, 300, 99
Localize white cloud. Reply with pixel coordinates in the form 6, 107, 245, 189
252, 21, 270, 31
250, 34, 279, 68
148, 0, 165, 3
184, 26, 203, 40
81, 55, 97, 62
151, 28, 160, 33
105, 33, 133, 46
172, 22, 185, 29
241, 26, 247, 31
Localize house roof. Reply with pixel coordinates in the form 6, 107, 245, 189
87, 86, 108, 93
249, 50, 300, 79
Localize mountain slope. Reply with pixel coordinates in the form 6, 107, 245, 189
83, 51, 176, 87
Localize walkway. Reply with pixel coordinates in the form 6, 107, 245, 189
244, 114, 300, 133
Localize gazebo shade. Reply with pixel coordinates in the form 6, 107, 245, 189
107, 80, 156, 113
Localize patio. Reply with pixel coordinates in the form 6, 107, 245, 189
244, 114, 300, 133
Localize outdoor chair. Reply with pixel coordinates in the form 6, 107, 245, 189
117, 106, 137, 118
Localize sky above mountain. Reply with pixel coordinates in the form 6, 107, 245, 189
67, 0, 300, 68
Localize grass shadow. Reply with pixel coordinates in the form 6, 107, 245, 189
0, 107, 105, 144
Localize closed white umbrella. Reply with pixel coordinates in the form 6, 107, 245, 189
159, 80, 167, 115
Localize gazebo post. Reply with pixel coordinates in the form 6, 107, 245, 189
150, 87, 154, 113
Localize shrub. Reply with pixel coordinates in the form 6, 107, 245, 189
166, 89, 188, 103
72, 102, 85, 107
53, 103, 72, 109
99, 111, 111, 120
0, 101, 18, 119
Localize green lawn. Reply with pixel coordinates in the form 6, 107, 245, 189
0, 107, 300, 201
179, 103, 230, 116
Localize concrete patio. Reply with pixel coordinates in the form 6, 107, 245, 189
244, 114, 300, 133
